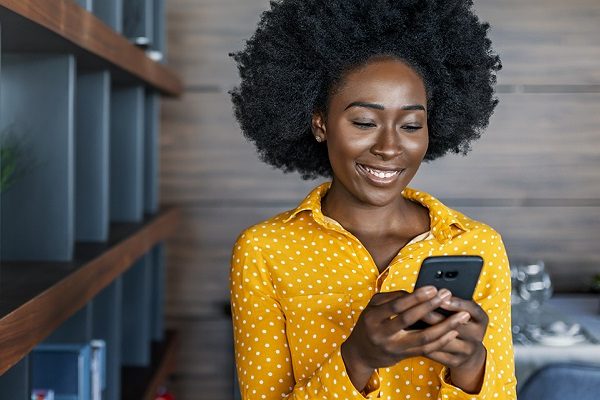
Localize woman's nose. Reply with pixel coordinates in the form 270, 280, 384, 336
370, 126, 402, 160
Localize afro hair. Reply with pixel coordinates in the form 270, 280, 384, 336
230, 0, 501, 179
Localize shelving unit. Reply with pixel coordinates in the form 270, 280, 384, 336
0, 208, 180, 373
0, 0, 181, 94
0, 0, 182, 398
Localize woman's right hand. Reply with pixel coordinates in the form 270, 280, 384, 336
340, 286, 471, 392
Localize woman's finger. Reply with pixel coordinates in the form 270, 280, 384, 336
372, 286, 439, 322
420, 310, 446, 325
422, 311, 480, 340
423, 350, 457, 368
403, 329, 460, 358
368, 290, 409, 306
454, 318, 484, 340
386, 310, 470, 352
426, 339, 479, 368
432, 336, 470, 356
440, 297, 488, 323
381, 288, 452, 328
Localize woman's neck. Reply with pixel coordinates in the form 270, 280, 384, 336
321, 179, 429, 237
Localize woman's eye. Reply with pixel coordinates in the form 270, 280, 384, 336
403, 125, 422, 132
352, 121, 376, 129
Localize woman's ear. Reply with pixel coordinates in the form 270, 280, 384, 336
311, 112, 327, 143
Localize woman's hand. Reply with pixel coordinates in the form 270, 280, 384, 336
424, 295, 489, 393
340, 286, 472, 392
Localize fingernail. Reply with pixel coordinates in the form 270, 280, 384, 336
423, 286, 436, 295
438, 288, 451, 300
458, 312, 470, 323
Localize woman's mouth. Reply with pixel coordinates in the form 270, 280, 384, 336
356, 163, 404, 185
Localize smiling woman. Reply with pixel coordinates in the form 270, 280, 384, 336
229, 0, 515, 399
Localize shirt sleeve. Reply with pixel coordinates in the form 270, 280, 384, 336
437, 231, 517, 399
230, 231, 381, 399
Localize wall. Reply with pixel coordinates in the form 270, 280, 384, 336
160, 0, 600, 397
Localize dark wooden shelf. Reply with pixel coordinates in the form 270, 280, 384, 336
0, 207, 181, 375
0, 0, 183, 96
122, 329, 179, 400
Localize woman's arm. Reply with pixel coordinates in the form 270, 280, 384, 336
230, 231, 379, 399
433, 231, 518, 399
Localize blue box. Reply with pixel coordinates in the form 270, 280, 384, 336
30, 343, 91, 400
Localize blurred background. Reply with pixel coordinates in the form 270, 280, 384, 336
160, 0, 600, 398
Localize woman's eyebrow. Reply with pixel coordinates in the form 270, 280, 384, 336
344, 101, 425, 111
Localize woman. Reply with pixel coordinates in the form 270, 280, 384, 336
229, 0, 516, 398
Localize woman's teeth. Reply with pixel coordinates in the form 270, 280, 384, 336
363, 166, 400, 178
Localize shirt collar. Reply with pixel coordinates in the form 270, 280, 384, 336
284, 182, 467, 243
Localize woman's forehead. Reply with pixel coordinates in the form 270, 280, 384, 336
330, 59, 428, 109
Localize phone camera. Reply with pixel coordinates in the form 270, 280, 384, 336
435, 270, 443, 279
445, 271, 458, 279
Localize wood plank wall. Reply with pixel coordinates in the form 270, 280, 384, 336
160, 0, 600, 398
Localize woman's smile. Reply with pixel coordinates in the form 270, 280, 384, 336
355, 162, 405, 186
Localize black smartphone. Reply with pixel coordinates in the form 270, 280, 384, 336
405, 255, 484, 330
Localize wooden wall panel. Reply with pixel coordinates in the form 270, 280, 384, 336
165, 317, 233, 400
167, 0, 270, 88
474, 0, 600, 85
167, 317, 232, 376
160, 92, 323, 203
414, 93, 600, 199
169, 376, 232, 400
167, 0, 600, 88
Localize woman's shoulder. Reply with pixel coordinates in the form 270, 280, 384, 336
449, 207, 500, 235
234, 182, 330, 249
233, 208, 298, 249
450, 208, 505, 250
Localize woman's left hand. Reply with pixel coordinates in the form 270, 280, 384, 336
423, 295, 489, 393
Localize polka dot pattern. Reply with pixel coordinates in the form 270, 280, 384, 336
230, 182, 517, 399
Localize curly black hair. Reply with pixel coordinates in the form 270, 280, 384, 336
230, 0, 501, 179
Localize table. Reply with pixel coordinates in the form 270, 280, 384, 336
513, 294, 600, 390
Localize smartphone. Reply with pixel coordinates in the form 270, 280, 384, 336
405, 255, 484, 330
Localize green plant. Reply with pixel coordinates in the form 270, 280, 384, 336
0, 125, 35, 193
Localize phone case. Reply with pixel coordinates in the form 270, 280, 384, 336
406, 255, 484, 330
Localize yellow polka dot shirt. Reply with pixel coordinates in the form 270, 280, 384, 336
230, 182, 517, 399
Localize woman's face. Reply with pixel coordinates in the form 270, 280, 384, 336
312, 57, 429, 207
